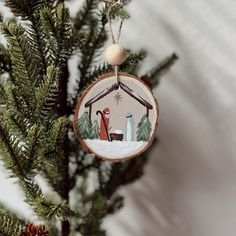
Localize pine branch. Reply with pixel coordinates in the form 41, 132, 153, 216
19, 179, 79, 220
106, 3, 130, 21
47, 117, 69, 150
22, 124, 42, 177
0, 113, 41, 179
56, 4, 84, 64
76, 192, 107, 236
71, 62, 112, 111
40, 4, 85, 66
78, 17, 107, 89
0, 44, 11, 74
0, 210, 26, 236
39, 6, 60, 65
5, 0, 47, 20
22, 7, 50, 75
0, 81, 6, 105
35, 66, 60, 122
5, 0, 51, 76
33, 198, 78, 220
81, 63, 112, 95
0, 113, 29, 179
106, 194, 124, 215
5, 84, 32, 133
148, 53, 178, 87
74, 11, 107, 107
0, 22, 43, 115
25, 23, 47, 77
0, 113, 77, 220
74, 0, 97, 32
56, 4, 71, 44
120, 49, 147, 74
40, 117, 69, 194
1, 4, 47, 80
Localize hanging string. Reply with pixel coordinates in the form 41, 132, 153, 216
99, 0, 124, 43
117, 21, 123, 43
107, 5, 116, 44
100, 0, 124, 85
115, 64, 120, 84
106, 2, 123, 44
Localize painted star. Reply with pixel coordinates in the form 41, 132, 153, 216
113, 92, 123, 106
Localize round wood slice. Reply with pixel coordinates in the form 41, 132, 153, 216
73, 72, 160, 162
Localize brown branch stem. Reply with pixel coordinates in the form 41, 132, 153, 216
57, 65, 71, 236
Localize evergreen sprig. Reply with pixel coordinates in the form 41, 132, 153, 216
5, 84, 32, 133
5, 0, 47, 20
74, 0, 98, 32
40, 4, 85, 66
148, 53, 178, 86
77, 63, 112, 99
0, 82, 6, 105
0, 110, 78, 220
108, 4, 130, 21
78, 13, 107, 88
76, 191, 107, 236
0, 44, 11, 74
0, 22, 42, 116
35, 66, 60, 121
40, 117, 69, 193
120, 49, 147, 74
0, 210, 26, 236
19, 179, 79, 220
0, 113, 30, 179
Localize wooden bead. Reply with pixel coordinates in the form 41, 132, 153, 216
104, 44, 127, 66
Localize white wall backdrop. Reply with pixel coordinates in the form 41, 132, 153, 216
1, 0, 236, 236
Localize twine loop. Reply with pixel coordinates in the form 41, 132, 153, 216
100, 0, 124, 85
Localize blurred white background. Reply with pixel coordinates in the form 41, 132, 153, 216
1, 0, 236, 235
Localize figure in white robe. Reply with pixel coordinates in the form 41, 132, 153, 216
125, 112, 135, 141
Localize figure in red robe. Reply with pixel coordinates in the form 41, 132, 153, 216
100, 108, 110, 140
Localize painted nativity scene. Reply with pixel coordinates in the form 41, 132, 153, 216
75, 74, 158, 160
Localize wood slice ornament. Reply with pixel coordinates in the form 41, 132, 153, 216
73, 0, 159, 162
73, 72, 160, 162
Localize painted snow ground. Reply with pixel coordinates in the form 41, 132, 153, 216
85, 140, 146, 159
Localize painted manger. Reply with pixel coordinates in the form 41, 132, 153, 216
74, 73, 159, 161
110, 130, 124, 141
